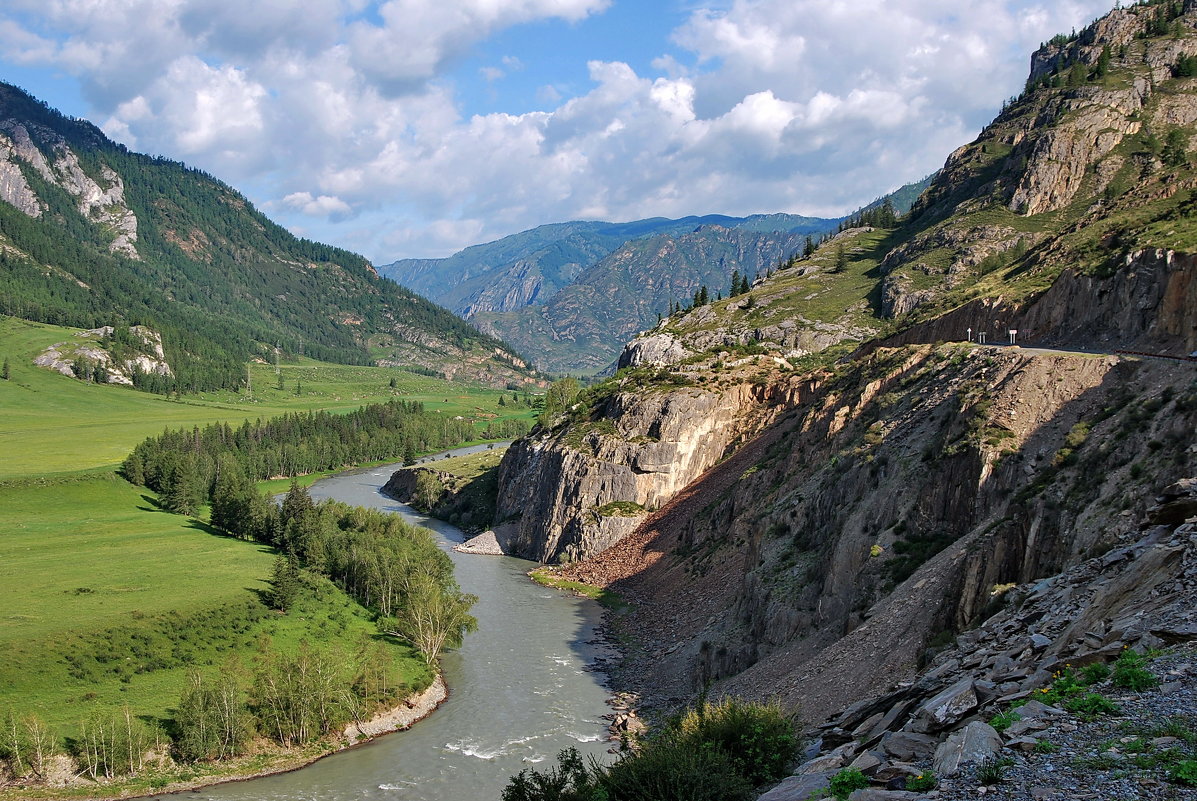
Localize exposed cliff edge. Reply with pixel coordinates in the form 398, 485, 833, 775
495, 379, 804, 563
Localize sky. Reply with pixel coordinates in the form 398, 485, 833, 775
0, 0, 1120, 262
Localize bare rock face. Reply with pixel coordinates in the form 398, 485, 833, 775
33, 325, 172, 385
875, 248, 1197, 357
0, 125, 44, 217
1009, 87, 1143, 216
495, 382, 779, 563
617, 332, 690, 368
0, 120, 139, 257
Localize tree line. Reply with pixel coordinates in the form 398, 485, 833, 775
123, 398, 479, 515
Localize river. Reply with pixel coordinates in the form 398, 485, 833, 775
152, 445, 614, 801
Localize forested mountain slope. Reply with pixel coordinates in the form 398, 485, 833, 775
0, 82, 530, 392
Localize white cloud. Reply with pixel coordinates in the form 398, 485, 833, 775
0, 0, 1120, 260
283, 191, 354, 218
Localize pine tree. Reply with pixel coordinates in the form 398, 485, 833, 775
1, 357, 9, 380
803, 236, 815, 259
280, 480, 314, 529
1095, 45, 1112, 79
730, 269, 742, 297
1163, 128, 1189, 167
832, 243, 848, 274
276, 371, 285, 391
164, 456, 204, 515
267, 554, 300, 612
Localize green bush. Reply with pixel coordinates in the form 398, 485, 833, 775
503, 696, 796, 801
906, 771, 937, 791
1170, 759, 1197, 787
1111, 648, 1159, 691
976, 756, 1013, 785
828, 767, 869, 799
989, 709, 1021, 732
672, 697, 798, 786
502, 747, 604, 801
1062, 692, 1120, 719
599, 738, 753, 801
1079, 662, 1111, 684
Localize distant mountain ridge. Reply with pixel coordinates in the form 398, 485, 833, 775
378, 213, 838, 320
0, 82, 531, 390
380, 181, 931, 373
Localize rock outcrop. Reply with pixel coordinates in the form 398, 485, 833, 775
0, 120, 140, 257
494, 378, 808, 563
873, 248, 1197, 357
33, 325, 172, 385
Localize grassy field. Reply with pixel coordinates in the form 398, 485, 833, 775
0, 316, 536, 479
0, 473, 432, 735
420, 447, 507, 479
0, 315, 526, 745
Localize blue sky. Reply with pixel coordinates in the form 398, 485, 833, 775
0, 0, 1119, 262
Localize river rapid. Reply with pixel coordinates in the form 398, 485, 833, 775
151, 446, 614, 801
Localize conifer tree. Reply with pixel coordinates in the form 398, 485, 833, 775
832, 243, 848, 274
267, 554, 300, 612
1, 357, 8, 380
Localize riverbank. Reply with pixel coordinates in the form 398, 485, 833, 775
0, 675, 449, 801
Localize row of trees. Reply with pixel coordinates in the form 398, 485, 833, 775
123, 399, 479, 515
2, 632, 430, 781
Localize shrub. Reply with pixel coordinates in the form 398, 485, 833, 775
672, 697, 798, 786
976, 756, 1013, 785
989, 709, 1021, 732
1079, 662, 1110, 685
502, 747, 603, 801
828, 767, 870, 799
906, 771, 937, 791
1111, 648, 1159, 691
1171, 759, 1197, 787
1062, 692, 1120, 719
599, 738, 753, 801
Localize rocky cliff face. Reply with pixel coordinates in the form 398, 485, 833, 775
495, 377, 810, 563
0, 119, 139, 257
873, 247, 1197, 357
560, 345, 1194, 727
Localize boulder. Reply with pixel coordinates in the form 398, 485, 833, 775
881, 732, 939, 762
933, 721, 1003, 777
797, 742, 856, 774
757, 771, 833, 800
913, 678, 977, 731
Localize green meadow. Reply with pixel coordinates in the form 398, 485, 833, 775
0, 316, 536, 479
0, 315, 530, 738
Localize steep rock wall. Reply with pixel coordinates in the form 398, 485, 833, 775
494, 380, 808, 563
874, 248, 1197, 356
579, 347, 1195, 724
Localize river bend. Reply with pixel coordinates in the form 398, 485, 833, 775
150, 446, 613, 801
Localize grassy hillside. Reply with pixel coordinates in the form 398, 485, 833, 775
0, 315, 531, 749
0, 473, 433, 735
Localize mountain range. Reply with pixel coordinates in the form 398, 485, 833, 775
0, 82, 531, 391
379, 183, 930, 373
